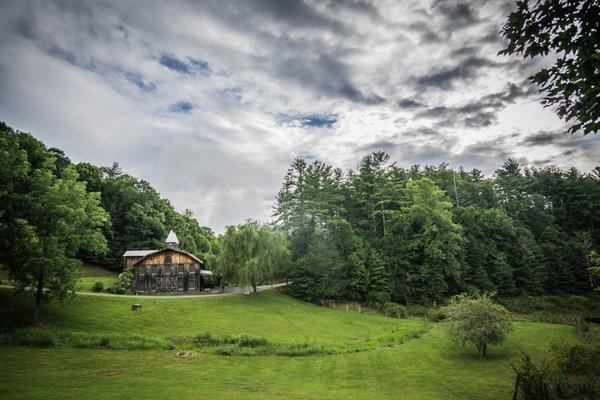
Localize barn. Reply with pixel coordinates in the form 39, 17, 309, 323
123, 230, 212, 295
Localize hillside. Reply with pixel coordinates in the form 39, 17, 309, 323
0, 289, 577, 400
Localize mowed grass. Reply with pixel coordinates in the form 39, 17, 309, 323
0, 290, 425, 345
0, 322, 574, 400
1, 263, 118, 292
0, 289, 579, 399
75, 264, 118, 292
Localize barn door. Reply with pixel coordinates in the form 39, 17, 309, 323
156, 277, 178, 293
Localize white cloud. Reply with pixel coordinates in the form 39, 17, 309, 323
0, 0, 597, 233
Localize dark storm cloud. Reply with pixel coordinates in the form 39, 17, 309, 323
272, 52, 384, 104
184, 0, 384, 104
431, 0, 480, 31
520, 129, 600, 152
398, 98, 424, 109
325, 0, 383, 21
520, 130, 560, 146
415, 56, 498, 90
239, 0, 349, 33
415, 83, 536, 128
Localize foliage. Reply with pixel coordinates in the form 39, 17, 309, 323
213, 220, 290, 293
385, 178, 462, 304
512, 340, 600, 400
106, 267, 134, 294
0, 123, 109, 321
442, 293, 513, 358
275, 153, 600, 306
500, 0, 600, 135
512, 352, 553, 400
92, 282, 104, 292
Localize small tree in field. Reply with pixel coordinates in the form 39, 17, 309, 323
443, 293, 512, 358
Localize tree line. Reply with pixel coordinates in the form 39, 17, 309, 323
274, 152, 600, 306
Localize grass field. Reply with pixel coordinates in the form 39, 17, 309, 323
75, 264, 118, 292
1, 263, 119, 292
0, 287, 580, 399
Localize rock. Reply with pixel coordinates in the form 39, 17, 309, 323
131, 304, 142, 311
175, 351, 197, 358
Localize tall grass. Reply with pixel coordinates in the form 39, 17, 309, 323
0, 326, 430, 356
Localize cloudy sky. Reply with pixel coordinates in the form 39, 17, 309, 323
0, 0, 598, 232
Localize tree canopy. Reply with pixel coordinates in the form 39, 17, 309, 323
274, 153, 600, 306
442, 293, 513, 358
0, 123, 109, 321
500, 0, 600, 135
212, 220, 290, 293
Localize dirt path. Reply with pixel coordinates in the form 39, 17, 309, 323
0, 282, 289, 299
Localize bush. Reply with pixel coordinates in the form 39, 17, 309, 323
2, 330, 57, 347
382, 302, 408, 318
92, 282, 104, 292
107, 267, 134, 294
237, 334, 267, 347
512, 352, 552, 400
513, 342, 600, 400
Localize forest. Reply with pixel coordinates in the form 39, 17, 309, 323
274, 152, 600, 305
2, 122, 599, 309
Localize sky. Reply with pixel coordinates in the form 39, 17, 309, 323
0, 0, 598, 233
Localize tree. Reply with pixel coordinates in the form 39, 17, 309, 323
0, 125, 108, 322
500, 0, 600, 135
385, 178, 462, 305
443, 293, 513, 358
215, 221, 289, 293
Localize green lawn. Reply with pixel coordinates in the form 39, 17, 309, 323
75, 264, 118, 292
0, 289, 579, 399
1, 264, 118, 292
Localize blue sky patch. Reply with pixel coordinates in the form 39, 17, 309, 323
159, 54, 191, 74
169, 101, 195, 113
301, 115, 337, 128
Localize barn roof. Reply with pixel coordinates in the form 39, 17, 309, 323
123, 250, 158, 257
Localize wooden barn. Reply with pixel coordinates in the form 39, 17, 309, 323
123, 230, 212, 295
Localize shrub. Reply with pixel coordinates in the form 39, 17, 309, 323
512, 352, 552, 400
382, 302, 408, 318
443, 292, 512, 358
92, 282, 104, 292
6, 330, 57, 347
512, 342, 600, 400
107, 267, 134, 294
237, 334, 267, 347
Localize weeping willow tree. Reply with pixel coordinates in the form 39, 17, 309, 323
213, 220, 290, 293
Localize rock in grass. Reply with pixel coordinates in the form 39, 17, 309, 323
175, 351, 197, 358
131, 304, 142, 311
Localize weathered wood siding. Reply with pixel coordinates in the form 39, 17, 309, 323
136, 249, 196, 267
131, 249, 205, 295
124, 256, 143, 269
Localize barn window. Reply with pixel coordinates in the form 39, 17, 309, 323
165, 255, 172, 264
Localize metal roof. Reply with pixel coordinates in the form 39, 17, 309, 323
123, 250, 158, 257
165, 230, 179, 243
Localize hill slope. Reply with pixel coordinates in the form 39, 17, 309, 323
0, 289, 577, 400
